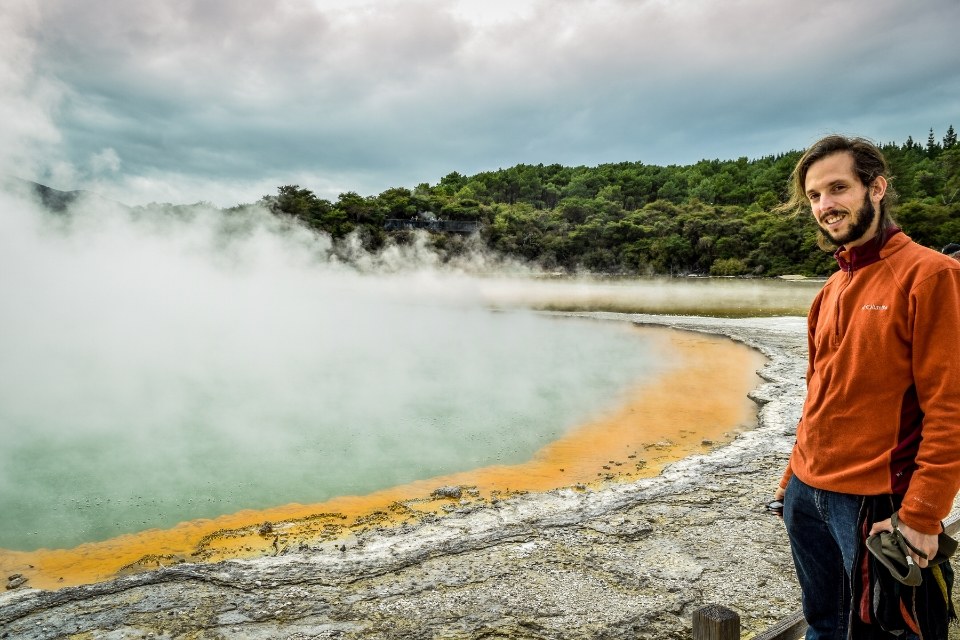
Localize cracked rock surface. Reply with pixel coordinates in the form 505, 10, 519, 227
4, 313, 938, 639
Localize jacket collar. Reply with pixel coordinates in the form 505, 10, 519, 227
835, 227, 902, 272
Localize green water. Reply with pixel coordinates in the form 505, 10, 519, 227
0, 311, 666, 551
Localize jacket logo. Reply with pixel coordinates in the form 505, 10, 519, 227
862, 304, 888, 311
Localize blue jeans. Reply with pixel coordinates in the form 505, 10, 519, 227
783, 476, 863, 639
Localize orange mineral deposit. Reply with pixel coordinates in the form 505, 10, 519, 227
0, 325, 764, 590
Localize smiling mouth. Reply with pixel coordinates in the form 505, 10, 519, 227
821, 212, 846, 226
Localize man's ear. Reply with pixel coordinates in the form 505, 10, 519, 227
871, 176, 888, 202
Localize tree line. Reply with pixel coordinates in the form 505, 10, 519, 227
248, 127, 960, 277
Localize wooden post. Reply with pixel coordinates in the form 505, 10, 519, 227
693, 604, 741, 640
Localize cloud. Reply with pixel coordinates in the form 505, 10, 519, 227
0, 1, 65, 178
90, 147, 121, 174
3, 0, 959, 206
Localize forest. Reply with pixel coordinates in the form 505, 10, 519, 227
244, 128, 958, 277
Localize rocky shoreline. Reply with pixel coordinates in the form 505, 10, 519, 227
0, 314, 817, 639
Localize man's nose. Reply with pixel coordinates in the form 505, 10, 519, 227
817, 193, 835, 214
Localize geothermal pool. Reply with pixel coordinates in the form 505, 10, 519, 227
0, 319, 767, 590
0, 190, 817, 587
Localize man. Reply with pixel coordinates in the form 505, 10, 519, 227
773, 135, 960, 639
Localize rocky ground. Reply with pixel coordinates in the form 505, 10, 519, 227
2, 313, 951, 639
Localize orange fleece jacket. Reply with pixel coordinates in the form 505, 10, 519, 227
780, 232, 960, 534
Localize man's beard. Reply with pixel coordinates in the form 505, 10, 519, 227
818, 190, 877, 247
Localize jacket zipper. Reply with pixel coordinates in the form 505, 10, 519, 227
834, 268, 854, 344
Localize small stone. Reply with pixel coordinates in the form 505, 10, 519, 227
431, 486, 463, 500
6, 574, 27, 590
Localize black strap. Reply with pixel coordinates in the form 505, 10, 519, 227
891, 511, 929, 560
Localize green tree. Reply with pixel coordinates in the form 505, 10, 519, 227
377, 187, 416, 219
943, 125, 957, 149
336, 191, 382, 226
710, 258, 750, 276
927, 128, 941, 157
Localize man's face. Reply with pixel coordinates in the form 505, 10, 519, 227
804, 152, 883, 249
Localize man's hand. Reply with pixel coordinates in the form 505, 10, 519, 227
767, 486, 786, 518
869, 517, 940, 569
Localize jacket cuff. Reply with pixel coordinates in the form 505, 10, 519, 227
896, 506, 943, 536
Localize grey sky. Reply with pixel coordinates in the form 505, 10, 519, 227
3, 0, 958, 206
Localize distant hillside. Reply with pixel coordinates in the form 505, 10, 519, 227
8, 127, 959, 277
254, 129, 959, 276
33, 182, 91, 212
1, 176, 89, 212
3, 176, 139, 216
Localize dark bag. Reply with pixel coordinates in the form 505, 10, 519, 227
853, 500, 957, 639
865, 512, 958, 586
867, 512, 957, 587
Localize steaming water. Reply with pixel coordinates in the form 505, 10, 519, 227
0, 192, 676, 552
0, 189, 821, 553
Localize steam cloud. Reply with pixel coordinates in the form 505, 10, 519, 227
0, 187, 667, 550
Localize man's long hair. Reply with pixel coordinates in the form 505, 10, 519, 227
780, 135, 898, 250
